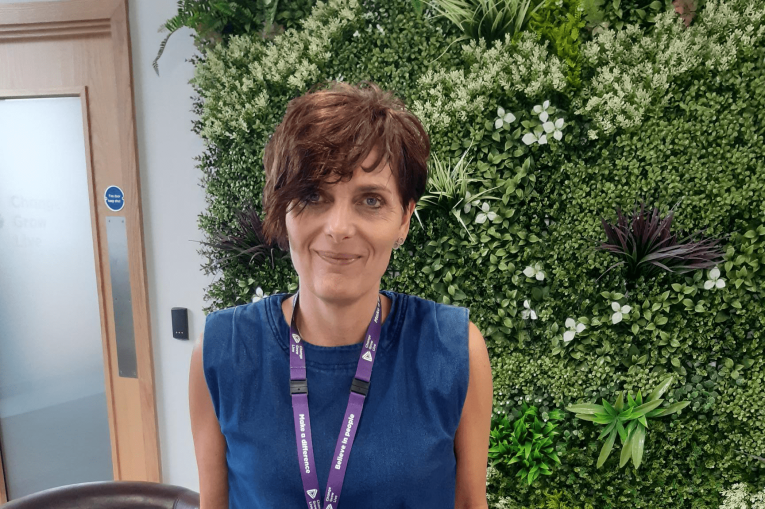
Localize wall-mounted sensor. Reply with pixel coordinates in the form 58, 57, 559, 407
171, 307, 189, 340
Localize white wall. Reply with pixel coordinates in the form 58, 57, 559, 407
127, 0, 210, 490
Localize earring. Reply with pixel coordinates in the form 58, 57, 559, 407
393, 237, 404, 249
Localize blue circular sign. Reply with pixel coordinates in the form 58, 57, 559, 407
104, 185, 125, 212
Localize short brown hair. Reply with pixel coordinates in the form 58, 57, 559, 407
262, 80, 430, 249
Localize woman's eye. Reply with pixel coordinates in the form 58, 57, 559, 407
304, 192, 321, 204
364, 196, 383, 208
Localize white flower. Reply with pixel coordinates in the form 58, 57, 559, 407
523, 262, 545, 281
532, 100, 551, 122
522, 300, 537, 320
522, 131, 548, 145
542, 118, 566, 141
494, 106, 516, 129
376, 24, 385, 35
611, 301, 632, 324
475, 202, 497, 224
353, 30, 360, 37
463, 191, 481, 213
563, 317, 586, 342
704, 266, 726, 290
252, 286, 266, 303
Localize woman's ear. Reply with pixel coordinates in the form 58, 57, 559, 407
400, 199, 416, 236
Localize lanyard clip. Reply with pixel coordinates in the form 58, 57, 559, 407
350, 377, 370, 396
290, 379, 308, 395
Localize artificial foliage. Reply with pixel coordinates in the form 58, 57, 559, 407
154, 0, 317, 75
188, 0, 765, 506
429, 0, 546, 46
566, 375, 690, 469
582, 0, 672, 31
489, 403, 565, 484
594, 200, 726, 282
528, 0, 586, 88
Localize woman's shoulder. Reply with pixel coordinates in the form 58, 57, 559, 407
204, 294, 281, 326
203, 296, 278, 348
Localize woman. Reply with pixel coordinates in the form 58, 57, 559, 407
189, 81, 493, 509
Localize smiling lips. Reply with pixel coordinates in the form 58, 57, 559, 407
316, 250, 361, 265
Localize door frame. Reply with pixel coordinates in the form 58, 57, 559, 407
0, 0, 160, 497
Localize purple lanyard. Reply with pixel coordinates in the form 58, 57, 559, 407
289, 290, 382, 509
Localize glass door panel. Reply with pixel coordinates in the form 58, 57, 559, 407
0, 96, 113, 500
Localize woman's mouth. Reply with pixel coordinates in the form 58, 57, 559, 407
316, 251, 361, 265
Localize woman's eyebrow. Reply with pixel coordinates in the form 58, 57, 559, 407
355, 184, 391, 194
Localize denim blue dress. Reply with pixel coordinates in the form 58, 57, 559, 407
203, 290, 470, 508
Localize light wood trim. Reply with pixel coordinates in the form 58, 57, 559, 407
0, 0, 118, 24
0, 441, 7, 503
78, 85, 122, 482
0, 23, 111, 42
0, 0, 117, 41
0, 86, 87, 98
111, 0, 161, 482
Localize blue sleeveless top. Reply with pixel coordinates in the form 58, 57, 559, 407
202, 290, 470, 509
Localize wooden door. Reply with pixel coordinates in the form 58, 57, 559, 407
0, 0, 160, 500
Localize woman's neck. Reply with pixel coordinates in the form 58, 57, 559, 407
282, 287, 391, 347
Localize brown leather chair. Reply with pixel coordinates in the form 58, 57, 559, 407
1, 481, 200, 509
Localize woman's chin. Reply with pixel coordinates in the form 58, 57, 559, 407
303, 276, 376, 301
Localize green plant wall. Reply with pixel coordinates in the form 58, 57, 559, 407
189, 0, 765, 506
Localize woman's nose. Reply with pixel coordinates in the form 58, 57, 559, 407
324, 200, 355, 242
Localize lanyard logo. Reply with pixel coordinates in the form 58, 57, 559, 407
362, 351, 373, 362
306, 489, 317, 499
293, 333, 301, 343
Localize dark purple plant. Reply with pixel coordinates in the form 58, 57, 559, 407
199, 203, 282, 269
596, 201, 726, 281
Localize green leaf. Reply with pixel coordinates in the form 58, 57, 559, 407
597, 428, 618, 468
649, 0, 662, 8
602, 399, 617, 417
631, 424, 646, 469
616, 420, 627, 443
614, 392, 624, 412
598, 420, 618, 440
651, 401, 690, 417
566, 403, 605, 414
619, 431, 633, 468
624, 399, 664, 420
647, 376, 674, 402
576, 413, 614, 424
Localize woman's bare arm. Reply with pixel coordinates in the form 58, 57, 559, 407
454, 321, 493, 509
189, 332, 229, 509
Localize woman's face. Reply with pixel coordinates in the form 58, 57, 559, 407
285, 146, 414, 304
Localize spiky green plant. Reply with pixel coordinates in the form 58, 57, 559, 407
429, 0, 546, 46
489, 403, 564, 485
415, 144, 498, 240
566, 376, 690, 469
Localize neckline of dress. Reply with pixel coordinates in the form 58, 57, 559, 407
267, 290, 405, 358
